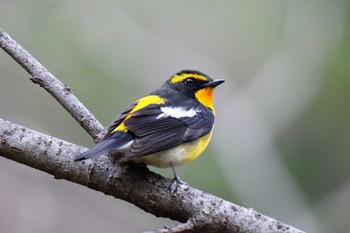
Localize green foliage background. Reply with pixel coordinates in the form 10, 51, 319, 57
1, 1, 350, 232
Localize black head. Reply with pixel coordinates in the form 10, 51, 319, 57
165, 70, 225, 98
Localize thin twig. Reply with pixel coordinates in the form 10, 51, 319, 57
143, 219, 195, 233
0, 28, 105, 142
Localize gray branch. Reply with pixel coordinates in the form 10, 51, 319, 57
0, 119, 304, 233
0, 28, 305, 233
0, 28, 105, 142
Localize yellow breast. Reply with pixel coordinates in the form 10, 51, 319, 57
137, 130, 213, 168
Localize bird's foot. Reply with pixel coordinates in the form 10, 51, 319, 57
169, 174, 188, 195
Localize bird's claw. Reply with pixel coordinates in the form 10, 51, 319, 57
169, 177, 188, 195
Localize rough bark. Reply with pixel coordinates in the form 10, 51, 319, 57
0, 119, 304, 233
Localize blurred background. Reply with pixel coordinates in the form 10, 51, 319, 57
1, 0, 349, 232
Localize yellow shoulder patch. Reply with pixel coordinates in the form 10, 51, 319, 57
171, 73, 208, 83
132, 95, 166, 113
112, 95, 166, 133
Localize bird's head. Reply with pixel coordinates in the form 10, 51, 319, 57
166, 70, 225, 111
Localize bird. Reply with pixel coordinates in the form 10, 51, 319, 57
75, 70, 224, 191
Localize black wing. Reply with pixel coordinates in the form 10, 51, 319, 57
123, 105, 214, 158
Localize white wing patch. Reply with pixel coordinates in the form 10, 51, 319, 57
157, 107, 198, 119
117, 140, 134, 150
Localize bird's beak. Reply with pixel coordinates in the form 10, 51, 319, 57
201, 79, 225, 88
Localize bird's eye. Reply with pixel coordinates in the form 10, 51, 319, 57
184, 78, 196, 86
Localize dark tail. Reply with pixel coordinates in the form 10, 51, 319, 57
74, 132, 133, 161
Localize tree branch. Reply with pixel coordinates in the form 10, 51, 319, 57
0, 28, 104, 142
0, 118, 304, 233
0, 28, 305, 233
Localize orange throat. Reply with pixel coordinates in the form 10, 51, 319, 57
195, 87, 215, 113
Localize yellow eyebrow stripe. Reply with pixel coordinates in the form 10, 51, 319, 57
112, 95, 166, 133
170, 73, 208, 83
